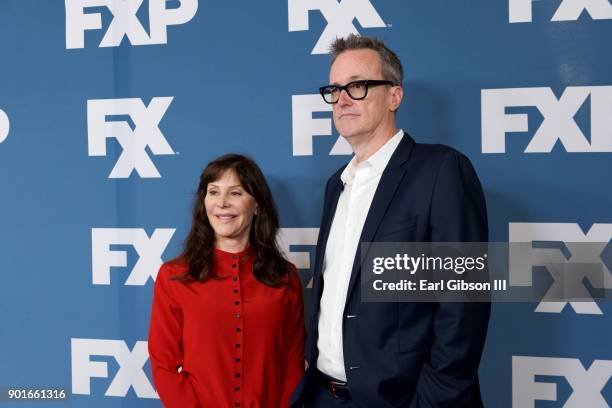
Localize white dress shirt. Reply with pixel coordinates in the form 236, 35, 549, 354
316, 130, 404, 381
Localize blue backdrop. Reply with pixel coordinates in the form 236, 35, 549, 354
0, 1, 610, 406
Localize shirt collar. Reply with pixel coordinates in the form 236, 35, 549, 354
213, 245, 254, 262
340, 129, 403, 185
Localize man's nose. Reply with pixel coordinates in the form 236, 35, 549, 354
337, 88, 353, 106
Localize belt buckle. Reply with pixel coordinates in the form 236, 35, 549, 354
329, 381, 340, 399
330, 381, 340, 399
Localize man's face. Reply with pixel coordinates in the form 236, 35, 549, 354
329, 49, 396, 142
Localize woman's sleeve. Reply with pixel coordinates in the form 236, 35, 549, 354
280, 269, 306, 407
148, 265, 202, 408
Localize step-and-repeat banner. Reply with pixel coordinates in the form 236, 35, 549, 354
0, 1, 610, 407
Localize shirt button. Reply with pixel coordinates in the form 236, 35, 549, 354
232, 255, 237, 260
235, 357, 241, 362
234, 301, 240, 305
235, 373, 241, 378
232, 264, 237, 268
233, 289, 239, 294
236, 327, 241, 332
235, 343, 241, 348
232, 276, 238, 281
235, 314, 241, 319
235, 386, 240, 391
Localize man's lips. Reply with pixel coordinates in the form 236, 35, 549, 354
339, 112, 359, 118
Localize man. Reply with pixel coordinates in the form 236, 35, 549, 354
295, 35, 490, 407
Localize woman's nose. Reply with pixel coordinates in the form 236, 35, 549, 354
217, 193, 230, 207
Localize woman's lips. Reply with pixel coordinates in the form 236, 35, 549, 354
215, 215, 236, 223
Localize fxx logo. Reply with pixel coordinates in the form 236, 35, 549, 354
292, 94, 352, 156
71, 338, 157, 398
0, 108, 8, 143
509, 0, 612, 23
481, 86, 612, 153
509, 222, 612, 314
513, 356, 612, 407
91, 228, 175, 285
288, 0, 386, 54
87, 97, 175, 178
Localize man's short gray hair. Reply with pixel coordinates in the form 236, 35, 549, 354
329, 34, 404, 86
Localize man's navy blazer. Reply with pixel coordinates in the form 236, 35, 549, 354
298, 133, 490, 407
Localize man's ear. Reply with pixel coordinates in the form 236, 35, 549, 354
390, 86, 404, 112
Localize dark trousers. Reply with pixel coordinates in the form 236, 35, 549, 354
303, 380, 356, 408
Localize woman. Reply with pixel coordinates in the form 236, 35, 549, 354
148, 154, 305, 407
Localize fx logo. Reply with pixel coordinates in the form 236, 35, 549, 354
65, 0, 198, 49
292, 94, 352, 156
509, 0, 612, 23
91, 228, 175, 285
288, 0, 386, 54
278, 227, 319, 287
88, 97, 175, 178
0, 108, 8, 143
509, 223, 612, 314
71, 338, 157, 398
513, 356, 612, 407
481, 86, 612, 153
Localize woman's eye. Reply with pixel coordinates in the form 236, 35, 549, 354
231, 191, 243, 196
207, 190, 218, 196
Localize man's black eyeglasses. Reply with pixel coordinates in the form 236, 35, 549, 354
319, 80, 394, 104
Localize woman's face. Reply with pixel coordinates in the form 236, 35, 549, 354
204, 170, 257, 248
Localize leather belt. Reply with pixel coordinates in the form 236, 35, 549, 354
314, 369, 351, 400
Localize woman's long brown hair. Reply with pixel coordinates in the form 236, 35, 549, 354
173, 154, 292, 287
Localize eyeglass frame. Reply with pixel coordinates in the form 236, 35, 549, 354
319, 79, 395, 104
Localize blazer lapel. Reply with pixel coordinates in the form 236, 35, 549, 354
312, 173, 344, 291
345, 133, 416, 299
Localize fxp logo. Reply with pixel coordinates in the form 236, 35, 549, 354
0, 108, 8, 143
288, 0, 387, 54
87, 97, 175, 178
65, 0, 198, 49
